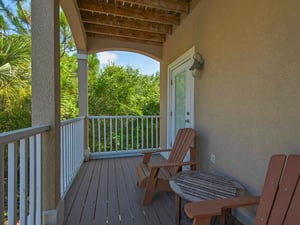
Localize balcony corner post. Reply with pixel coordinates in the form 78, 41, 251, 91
84, 147, 90, 162
77, 52, 90, 160
31, 0, 63, 224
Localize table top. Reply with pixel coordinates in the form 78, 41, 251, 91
169, 170, 244, 202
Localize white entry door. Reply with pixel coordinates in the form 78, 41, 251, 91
170, 59, 194, 145
164, 47, 195, 159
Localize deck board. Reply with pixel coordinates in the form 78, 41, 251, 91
94, 158, 109, 225
63, 155, 178, 225
115, 157, 135, 225
80, 159, 102, 225
107, 158, 121, 225
120, 157, 149, 225
65, 160, 96, 225
129, 156, 164, 225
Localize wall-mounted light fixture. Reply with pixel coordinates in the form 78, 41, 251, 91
189, 52, 205, 78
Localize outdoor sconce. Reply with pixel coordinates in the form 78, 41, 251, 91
189, 52, 205, 78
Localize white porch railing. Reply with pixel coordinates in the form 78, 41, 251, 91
0, 125, 50, 225
60, 117, 85, 198
89, 115, 160, 158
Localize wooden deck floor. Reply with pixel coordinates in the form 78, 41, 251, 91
63, 155, 190, 225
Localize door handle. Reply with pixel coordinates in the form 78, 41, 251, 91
185, 119, 190, 123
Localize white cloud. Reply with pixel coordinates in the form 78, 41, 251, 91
97, 52, 118, 66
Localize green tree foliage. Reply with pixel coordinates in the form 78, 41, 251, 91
138, 71, 160, 115
59, 11, 79, 119
89, 64, 160, 116
60, 53, 79, 119
0, 34, 31, 132
60, 11, 75, 56
88, 53, 100, 82
0, 0, 32, 132
0, 0, 31, 34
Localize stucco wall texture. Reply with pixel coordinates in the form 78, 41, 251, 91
161, 0, 300, 223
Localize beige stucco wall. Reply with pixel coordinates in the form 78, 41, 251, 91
161, 0, 300, 223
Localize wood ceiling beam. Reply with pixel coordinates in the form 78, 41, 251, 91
81, 11, 172, 35
116, 0, 189, 14
84, 23, 165, 43
77, 0, 180, 25
87, 32, 163, 46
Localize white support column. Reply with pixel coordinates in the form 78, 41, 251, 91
31, 0, 63, 224
77, 52, 90, 160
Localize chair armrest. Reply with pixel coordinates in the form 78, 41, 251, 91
148, 160, 197, 169
141, 148, 172, 154
142, 149, 172, 164
184, 196, 260, 219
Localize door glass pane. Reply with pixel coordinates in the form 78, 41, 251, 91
175, 71, 186, 134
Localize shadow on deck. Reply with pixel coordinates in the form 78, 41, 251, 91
63, 155, 191, 225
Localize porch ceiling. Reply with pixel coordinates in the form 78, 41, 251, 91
61, 0, 191, 57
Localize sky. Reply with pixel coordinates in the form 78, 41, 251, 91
97, 51, 160, 75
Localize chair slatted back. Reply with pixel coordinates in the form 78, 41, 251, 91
254, 155, 286, 225
254, 155, 300, 225
267, 155, 300, 225
283, 177, 300, 225
167, 128, 196, 175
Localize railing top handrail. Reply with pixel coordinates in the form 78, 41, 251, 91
0, 124, 51, 145
60, 116, 86, 126
88, 115, 160, 119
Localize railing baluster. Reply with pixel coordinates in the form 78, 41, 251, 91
136, 117, 139, 150
29, 136, 36, 225
131, 118, 134, 150
156, 117, 159, 148
126, 118, 128, 150
110, 118, 112, 152
36, 134, 42, 225
68, 125, 71, 183
115, 117, 118, 151
20, 138, 29, 225
146, 117, 149, 149
92, 118, 95, 152
141, 118, 144, 149
98, 118, 100, 153
60, 126, 64, 196
72, 124, 74, 178
67, 125, 70, 185
8, 143, 17, 225
104, 119, 107, 152
64, 126, 67, 192
0, 145, 4, 225
121, 118, 124, 151
64, 125, 68, 192
151, 117, 153, 149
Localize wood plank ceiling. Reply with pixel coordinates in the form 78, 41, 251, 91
77, 0, 190, 46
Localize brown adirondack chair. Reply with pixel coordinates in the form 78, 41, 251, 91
184, 154, 300, 225
136, 128, 197, 205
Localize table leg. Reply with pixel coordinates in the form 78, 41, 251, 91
220, 209, 226, 225
175, 195, 181, 225
220, 209, 232, 225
